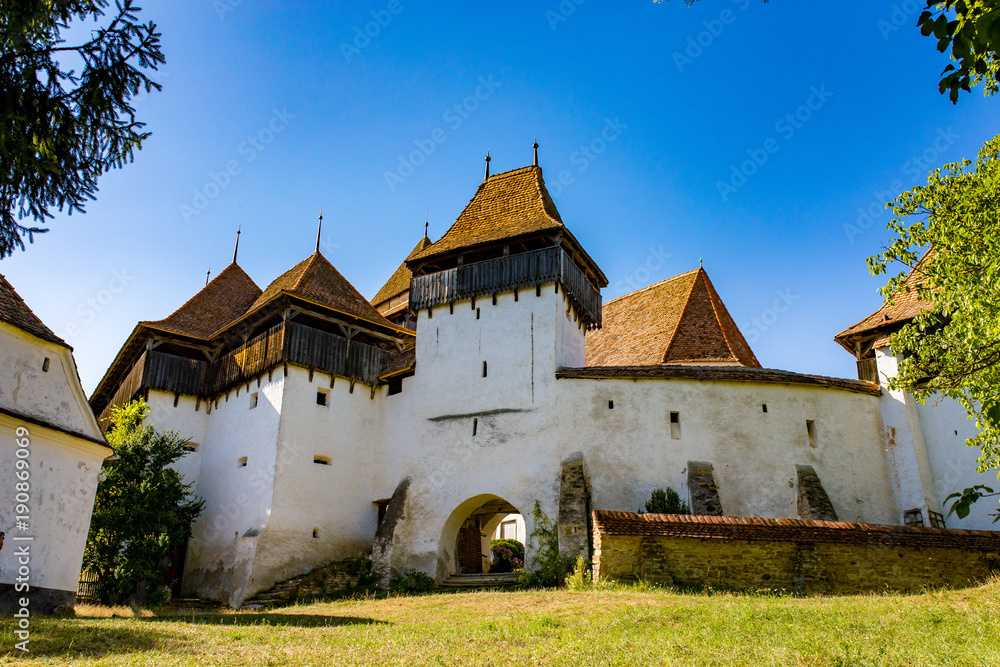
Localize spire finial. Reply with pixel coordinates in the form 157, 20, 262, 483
699, 258, 703, 269
206, 266, 211, 286
484, 151, 491, 181
232, 226, 241, 264
533, 138, 539, 167
424, 210, 429, 239
315, 210, 323, 254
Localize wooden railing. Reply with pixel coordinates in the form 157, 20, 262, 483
409, 247, 602, 327
857, 357, 880, 384
97, 321, 396, 424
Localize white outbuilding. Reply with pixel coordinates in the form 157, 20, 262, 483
0, 275, 110, 614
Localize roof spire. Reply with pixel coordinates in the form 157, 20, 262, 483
315, 210, 323, 254
484, 151, 491, 181
233, 226, 241, 264
206, 266, 211, 286
533, 138, 539, 167
699, 258, 703, 269
424, 210, 429, 239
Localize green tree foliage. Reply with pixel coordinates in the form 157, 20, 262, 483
1, 0, 164, 257
638, 487, 691, 515
83, 399, 203, 605
868, 134, 1000, 520
918, 0, 1000, 102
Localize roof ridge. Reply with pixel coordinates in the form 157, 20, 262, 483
698, 269, 753, 367
660, 270, 702, 363
603, 268, 701, 307
143, 262, 257, 325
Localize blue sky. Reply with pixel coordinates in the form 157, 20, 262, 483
4, 0, 996, 393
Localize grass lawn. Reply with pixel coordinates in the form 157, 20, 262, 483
2, 579, 999, 666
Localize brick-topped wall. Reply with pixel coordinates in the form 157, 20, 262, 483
592, 511, 1000, 594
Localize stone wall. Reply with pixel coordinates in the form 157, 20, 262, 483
593, 511, 1000, 595
244, 558, 368, 608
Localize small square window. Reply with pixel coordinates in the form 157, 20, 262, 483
317, 389, 328, 406
312, 528, 320, 539
238, 456, 248, 468
762, 404, 768, 413
314, 455, 331, 465
249, 392, 259, 410
608, 400, 614, 410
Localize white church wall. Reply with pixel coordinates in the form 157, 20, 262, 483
916, 393, 997, 530
375, 288, 583, 579
0, 414, 107, 599
143, 392, 209, 488
554, 377, 898, 524
178, 374, 284, 606
250, 365, 382, 596
875, 347, 946, 524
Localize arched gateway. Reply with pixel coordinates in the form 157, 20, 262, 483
439, 495, 524, 576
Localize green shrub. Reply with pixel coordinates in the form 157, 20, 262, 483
520, 501, 575, 588
389, 569, 435, 594
83, 399, 204, 606
639, 487, 690, 515
564, 555, 591, 591
490, 538, 525, 573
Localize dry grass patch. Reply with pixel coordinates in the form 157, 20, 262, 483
1, 578, 998, 666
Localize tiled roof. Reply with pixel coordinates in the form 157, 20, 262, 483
834, 250, 935, 353
249, 252, 395, 327
143, 263, 262, 340
557, 365, 881, 396
0, 273, 69, 348
372, 235, 434, 310
409, 166, 565, 262
380, 343, 416, 379
593, 510, 1000, 551
586, 268, 760, 367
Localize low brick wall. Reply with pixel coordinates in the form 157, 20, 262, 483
592, 511, 1000, 595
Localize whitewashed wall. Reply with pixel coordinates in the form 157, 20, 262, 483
0, 415, 107, 596
251, 366, 381, 595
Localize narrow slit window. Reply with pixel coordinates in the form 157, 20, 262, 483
238, 456, 248, 468
316, 389, 328, 406
473, 418, 478, 436
183, 442, 200, 453
806, 420, 817, 448
762, 404, 768, 413
314, 455, 331, 466
42, 357, 50, 372
482, 361, 488, 378
312, 528, 320, 539
608, 400, 614, 410
670, 412, 681, 440
250, 392, 259, 410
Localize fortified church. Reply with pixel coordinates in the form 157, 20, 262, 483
91, 155, 997, 606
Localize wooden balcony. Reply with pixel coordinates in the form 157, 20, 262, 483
408, 246, 602, 328
97, 321, 395, 428
857, 357, 880, 384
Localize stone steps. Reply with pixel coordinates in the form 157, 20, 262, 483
438, 573, 522, 590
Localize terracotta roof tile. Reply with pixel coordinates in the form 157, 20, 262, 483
380, 343, 415, 378
372, 235, 434, 311
835, 250, 935, 352
249, 252, 395, 328
586, 268, 760, 367
143, 263, 262, 340
557, 365, 881, 396
593, 510, 1000, 550
0, 273, 69, 348
409, 166, 564, 262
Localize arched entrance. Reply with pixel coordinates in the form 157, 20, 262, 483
438, 494, 524, 577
